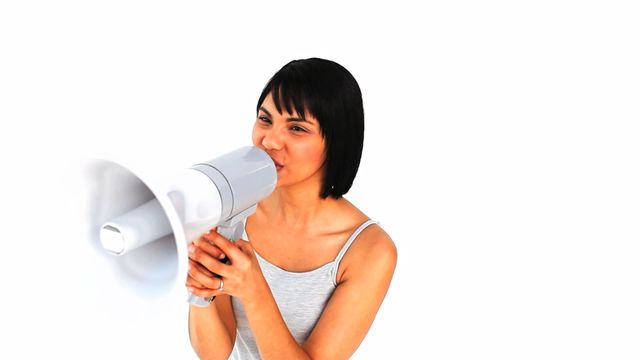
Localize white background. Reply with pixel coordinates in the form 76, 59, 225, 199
1, 1, 639, 359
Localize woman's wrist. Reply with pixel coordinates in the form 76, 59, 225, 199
241, 273, 272, 310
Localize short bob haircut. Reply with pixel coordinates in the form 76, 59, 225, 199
256, 58, 365, 199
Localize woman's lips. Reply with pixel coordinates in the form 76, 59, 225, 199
271, 157, 284, 171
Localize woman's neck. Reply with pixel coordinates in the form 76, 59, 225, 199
258, 184, 340, 230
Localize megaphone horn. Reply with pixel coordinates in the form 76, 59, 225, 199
85, 146, 276, 305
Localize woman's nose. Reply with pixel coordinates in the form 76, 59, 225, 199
261, 128, 284, 151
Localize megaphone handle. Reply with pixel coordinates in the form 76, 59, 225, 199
187, 222, 244, 307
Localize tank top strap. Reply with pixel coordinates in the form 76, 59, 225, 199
331, 219, 379, 286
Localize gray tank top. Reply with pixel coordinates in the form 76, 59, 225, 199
229, 219, 379, 360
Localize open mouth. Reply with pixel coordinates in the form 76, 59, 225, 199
271, 157, 284, 171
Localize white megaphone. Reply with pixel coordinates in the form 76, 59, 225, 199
85, 146, 276, 307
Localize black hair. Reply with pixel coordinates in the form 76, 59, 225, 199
256, 58, 365, 199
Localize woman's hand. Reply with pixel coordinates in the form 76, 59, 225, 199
185, 229, 227, 298
186, 228, 267, 303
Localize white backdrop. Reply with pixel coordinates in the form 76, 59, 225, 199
1, 1, 639, 359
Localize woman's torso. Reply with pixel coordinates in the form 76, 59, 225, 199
229, 203, 376, 359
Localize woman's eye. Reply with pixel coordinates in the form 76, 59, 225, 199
258, 116, 271, 124
290, 125, 306, 132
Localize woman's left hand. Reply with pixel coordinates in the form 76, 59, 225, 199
188, 228, 266, 303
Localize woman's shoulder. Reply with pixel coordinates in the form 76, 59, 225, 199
336, 221, 397, 286
337, 198, 396, 253
352, 222, 396, 264
335, 201, 397, 284
342, 199, 394, 242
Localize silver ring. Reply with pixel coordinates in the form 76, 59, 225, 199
217, 278, 224, 291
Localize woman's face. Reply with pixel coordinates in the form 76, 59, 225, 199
252, 92, 326, 190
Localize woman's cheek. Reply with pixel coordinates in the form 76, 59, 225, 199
251, 125, 261, 146
299, 141, 325, 167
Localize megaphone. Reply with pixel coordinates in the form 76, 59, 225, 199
84, 146, 276, 307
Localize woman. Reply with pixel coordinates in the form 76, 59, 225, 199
186, 58, 397, 360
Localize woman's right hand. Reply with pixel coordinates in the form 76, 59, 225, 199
185, 228, 228, 297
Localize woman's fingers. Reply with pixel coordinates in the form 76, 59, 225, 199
203, 231, 245, 263
187, 258, 224, 290
186, 260, 208, 288
193, 236, 227, 260
188, 242, 231, 277
234, 239, 254, 256
189, 259, 214, 277
186, 260, 224, 298
186, 276, 206, 290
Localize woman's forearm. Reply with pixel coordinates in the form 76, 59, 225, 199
188, 304, 234, 360
242, 281, 312, 360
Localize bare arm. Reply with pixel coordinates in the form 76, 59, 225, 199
188, 295, 236, 360
186, 236, 237, 359
303, 226, 397, 359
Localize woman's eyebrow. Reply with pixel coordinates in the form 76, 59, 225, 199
259, 106, 314, 125
259, 107, 273, 118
